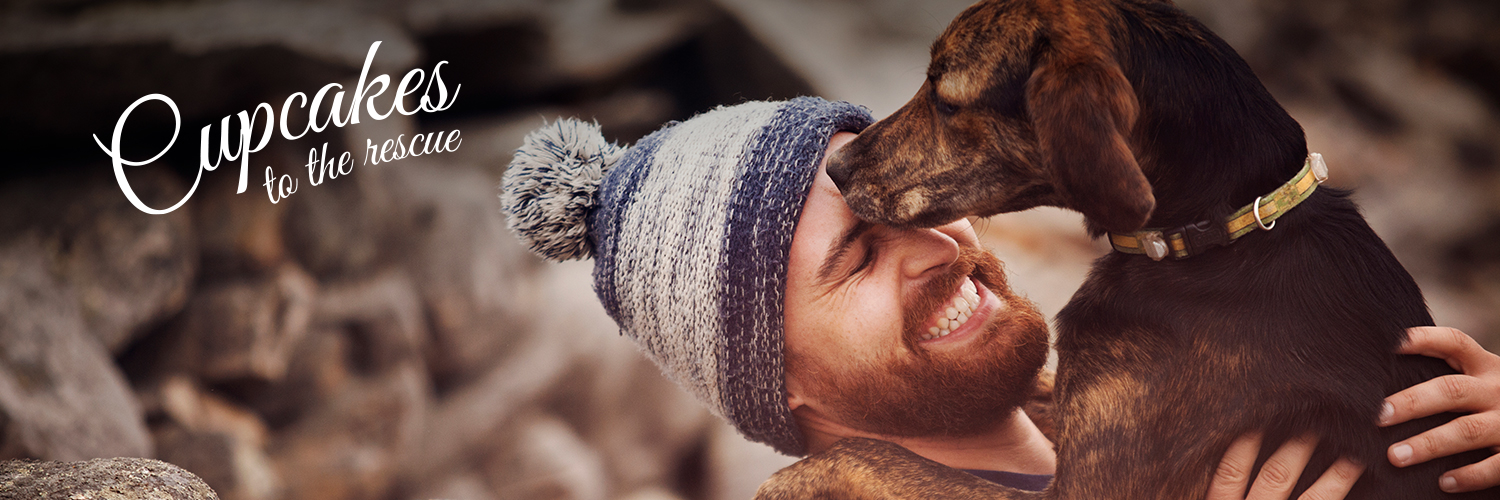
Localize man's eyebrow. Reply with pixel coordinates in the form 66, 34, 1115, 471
816, 220, 874, 283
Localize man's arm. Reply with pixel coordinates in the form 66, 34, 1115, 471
1379, 327, 1500, 493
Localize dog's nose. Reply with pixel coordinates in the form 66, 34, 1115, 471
825, 153, 853, 189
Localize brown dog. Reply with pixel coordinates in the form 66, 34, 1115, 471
758, 0, 1495, 498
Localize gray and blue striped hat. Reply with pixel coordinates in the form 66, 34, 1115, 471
501, 97, 873, 455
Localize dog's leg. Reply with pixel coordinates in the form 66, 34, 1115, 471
755, 438, 1041, 500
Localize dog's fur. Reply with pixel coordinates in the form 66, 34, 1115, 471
758, 0, 1495, 498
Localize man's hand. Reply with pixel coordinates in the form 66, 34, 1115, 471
1380, 326, 1500, 492
1207, 433, 1364, 500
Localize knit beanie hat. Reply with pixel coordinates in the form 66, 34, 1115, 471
501, 97, 873, 456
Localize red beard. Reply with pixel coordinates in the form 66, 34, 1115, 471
795, 245, 1050, 438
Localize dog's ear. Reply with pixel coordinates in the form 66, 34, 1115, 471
1028, 53, 1154, 233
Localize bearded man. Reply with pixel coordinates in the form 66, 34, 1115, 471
501, 98, 1500, 497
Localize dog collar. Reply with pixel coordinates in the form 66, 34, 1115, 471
1109, 153, 1329, 261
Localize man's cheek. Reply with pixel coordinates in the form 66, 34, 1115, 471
831, 304, 879, 338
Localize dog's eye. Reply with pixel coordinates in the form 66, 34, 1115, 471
935, 99, 959, 116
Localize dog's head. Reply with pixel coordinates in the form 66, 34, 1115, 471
827, 0, 1155, 233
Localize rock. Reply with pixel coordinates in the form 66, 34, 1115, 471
409, 0, 712, 111
410, 10, 556, 110
0, 165, 195, 354
407, 247, 712, 494
0, 235, 152, 461
443, 91, 677, 174
711, 0, 970, 116
405, 470, 498, 500
403, 0, 548, 32
216, 270, 424, 433
383, 158, 545, 386
281, 166, 397, 282
277, 112, 424, 283
0, 457, 219, 500
51, 167, 196, 354
703, 421, 796, 500
0, 0, 418, 154
232, 327, 354, 428
0, 2, 417, 70
551, 348, 710, 494
544, 259, 714, 493
142, 376, 278, 500
408, 324, 572, 483
543, 0, 716, 81
165, 272, 412, 429
150, 377, 269, 451
313, 270, 428, 374
483, 412, 609, 500
194, 152, 292, 277
165, 264, 317, 382
1170, 0, 1269, 50
438, 110, 566, 173
619, 486, 690, 500
153, 427, 277, 500
406, 260, 600, 483
270, 363, 428, 500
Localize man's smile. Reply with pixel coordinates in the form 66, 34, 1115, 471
919, 275, 1006, 345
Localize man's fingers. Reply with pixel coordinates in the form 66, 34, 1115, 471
1438, 452, 1500, 493
1297, 458, 1365, 500
1388, 326, 1500, 487
1388, 413, 1500, 468
1381, 375, 1486, 426
1397, 327, 1496, 374
1208, 433, 1262, 500
1383, 327, 1500, 428
1248, 434, 1318, 500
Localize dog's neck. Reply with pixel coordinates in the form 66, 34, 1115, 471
1112, 4, 1310, 233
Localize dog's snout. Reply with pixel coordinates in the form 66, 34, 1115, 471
825, 152, 854, 189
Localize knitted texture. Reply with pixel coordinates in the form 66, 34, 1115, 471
503, 97, 873, 455
502, 119, 625, 260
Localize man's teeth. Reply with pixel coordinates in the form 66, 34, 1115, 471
922, 278, 982, 341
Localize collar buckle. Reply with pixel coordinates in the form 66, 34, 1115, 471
1171, 220, 1232, 259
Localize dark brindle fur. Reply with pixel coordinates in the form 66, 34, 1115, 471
758, 0, 1495, 498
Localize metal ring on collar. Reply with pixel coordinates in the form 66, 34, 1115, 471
1253, 195, 1275, 231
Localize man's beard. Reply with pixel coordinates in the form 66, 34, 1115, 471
797, 245, 1050, 438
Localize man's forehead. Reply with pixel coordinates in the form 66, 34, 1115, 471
803, 165, 860, 239
809, 175, 850, 208
812, 133, 861, 217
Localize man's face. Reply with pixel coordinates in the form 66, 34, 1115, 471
783, 132, 1050, 439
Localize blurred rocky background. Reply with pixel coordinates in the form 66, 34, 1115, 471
0, 0, 1496, 499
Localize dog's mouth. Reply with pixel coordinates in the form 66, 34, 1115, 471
838, 182, 940, 228
917, 276, 1004, 344
844, 178, 988, 230
828, 144, 945, 228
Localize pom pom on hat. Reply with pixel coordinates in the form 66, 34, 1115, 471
502, 118, 625, 261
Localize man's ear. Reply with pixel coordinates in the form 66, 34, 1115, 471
1027, 52, 1154, 233
785, 372, 806, 411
